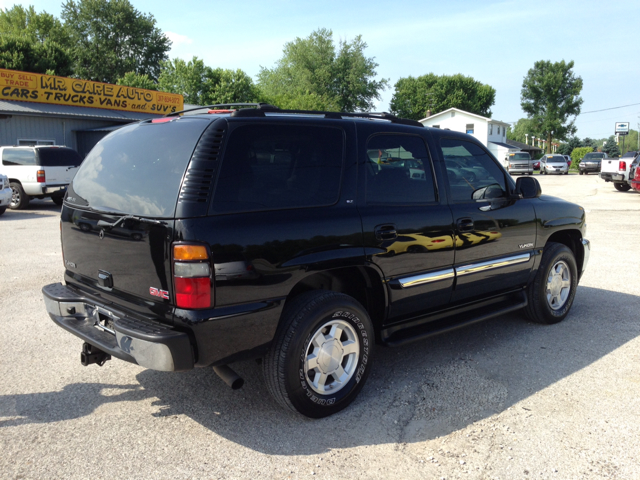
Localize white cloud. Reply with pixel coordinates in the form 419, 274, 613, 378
165, 31, 194, 46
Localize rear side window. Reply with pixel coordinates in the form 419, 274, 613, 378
365, 134, 436, 205
37, 148, 83, 167
212, 124, 344, 214
440, 138, 507, 203
69, 118, 211, 217
2, 149, 36, 166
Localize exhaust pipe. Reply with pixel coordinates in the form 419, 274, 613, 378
213, 365, 244, 390
81, 342, 111, 367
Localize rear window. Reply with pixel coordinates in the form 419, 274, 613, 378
68, 118, 211, 217
211, 124, 344, 214
2, 148, 36, 166
36, 148, 82, 167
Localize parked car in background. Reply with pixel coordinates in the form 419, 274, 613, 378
579, 152, 607, 175
600, 150, 638, 191
0, 146, 83, 209
506, 151, 534, 175
0, 174, 11, 215
533, 160, 540, 171
540, 154, 569, 175
563, 155, 572, 167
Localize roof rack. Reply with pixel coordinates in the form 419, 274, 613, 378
165, 103, 423, 127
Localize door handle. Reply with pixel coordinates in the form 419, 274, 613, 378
456, 218, 474, 233
375, 224, 397, 241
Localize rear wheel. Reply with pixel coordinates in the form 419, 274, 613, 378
524, 242, 578, 324
614, 183, 631, 192
10, 182, 29, 210
263, 290, 374, 418
0, 206, 6, 216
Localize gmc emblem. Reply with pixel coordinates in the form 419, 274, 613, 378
149, 287, 169, 300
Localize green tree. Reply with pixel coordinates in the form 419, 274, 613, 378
558, 136, 583, 155
571, 146, 594, 167
0, 34, 73, 76
0, 5, 70, 46
582, 137, 598, 151
158, 57, 258, 105
390, 73, 496, 120
158, 57, 209, 105
602, 135, 621, 157
521, 60, 583, 153
258, 28, 387, 112
116, 72, 157, 90
507, 118, 538, 143
61, 0, 170, 83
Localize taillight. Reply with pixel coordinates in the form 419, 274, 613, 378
619, 161, 626, 171
37, 170, 45, 183
173, 244, 212, 309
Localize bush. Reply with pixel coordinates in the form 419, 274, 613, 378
571, 147, 594, 169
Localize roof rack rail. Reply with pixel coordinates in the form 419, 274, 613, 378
165, 103, 423, 127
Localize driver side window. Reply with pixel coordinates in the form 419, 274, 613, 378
440, 138, 507, 203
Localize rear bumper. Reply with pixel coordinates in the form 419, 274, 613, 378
23, 184, 68, 196
42, 283, 194, 371
599, 172, 624, 182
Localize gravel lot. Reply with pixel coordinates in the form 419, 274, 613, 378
1, 173, 639, 480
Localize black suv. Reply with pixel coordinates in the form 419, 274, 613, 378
43, 104, 590, 418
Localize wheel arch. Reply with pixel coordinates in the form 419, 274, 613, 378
283, 265, 387, 339
545, 229, 584, 275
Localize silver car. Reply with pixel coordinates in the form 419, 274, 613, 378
507, 151, 534, 175
541, 154, 569, 175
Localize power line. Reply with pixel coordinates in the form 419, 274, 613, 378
579, 102, 640, 115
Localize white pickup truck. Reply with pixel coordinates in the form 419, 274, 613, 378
599, 150, 639, 192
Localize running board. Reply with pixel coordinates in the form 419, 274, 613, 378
382, 291, 528, 347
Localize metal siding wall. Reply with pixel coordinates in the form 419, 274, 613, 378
0, 115, 125, 151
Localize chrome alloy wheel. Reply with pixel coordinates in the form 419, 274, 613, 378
304, 319, 360, 395
546, 260, 571, 310
10, 185, 21, 208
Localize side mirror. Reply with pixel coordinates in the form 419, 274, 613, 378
515, 176, 542, 199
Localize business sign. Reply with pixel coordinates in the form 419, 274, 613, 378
615, 122, 629, 136
0, 68, 183, 114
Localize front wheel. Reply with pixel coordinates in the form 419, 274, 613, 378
0, 206, 6, 216
524, 243, 578, 324
614, 183, 631, 192
263, 291, 374, 418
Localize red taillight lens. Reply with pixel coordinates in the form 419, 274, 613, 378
620, 161, 626, 171
175, 277, 211, 309
172, 243, 213, 309
37, 170, 45, 183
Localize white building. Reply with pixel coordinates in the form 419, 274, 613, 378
418, 108, 518, 167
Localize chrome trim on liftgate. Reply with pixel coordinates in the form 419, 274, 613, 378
456, 253, 531, 277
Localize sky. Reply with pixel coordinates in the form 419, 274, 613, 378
2, 0, 639, 140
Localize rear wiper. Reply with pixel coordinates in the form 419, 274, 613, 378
96, 214, 167, 230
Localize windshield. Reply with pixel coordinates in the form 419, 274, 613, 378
583, 153, 604, 160
546, 156, 565, 162
68, 117, 211, 218
511, 153, 531, 160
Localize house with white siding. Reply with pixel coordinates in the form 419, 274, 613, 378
419, 108, 518, 167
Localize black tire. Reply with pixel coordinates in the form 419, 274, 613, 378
263, 290, 374, 418
9, 182, 29, 210
564, 171, 568, 175
524, 242, 578, 325
614, 183, 631, 192
51, 196, 64, 206
579, 170, 583, 175
0, 206, 6, 216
